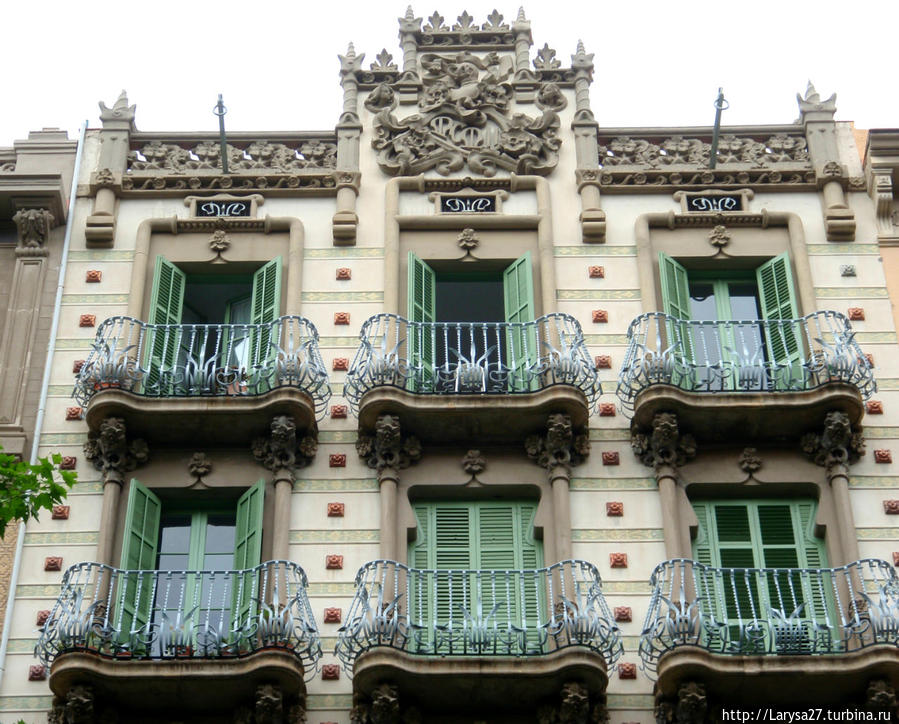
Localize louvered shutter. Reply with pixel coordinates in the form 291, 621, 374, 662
233, 480, 265, 635
248, 258, 282, 378
503, 254, 537, 391
119, 480, 162, 649
713, 505, 760, 643
147, 256, 186, 393
756, 253, 802, 389
658, 252, 694, 384
407, 252, 436, 390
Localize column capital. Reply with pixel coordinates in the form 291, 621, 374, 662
525, 413, 590, 471
251, 415, 317, 481
800, 410, 865, 475
83, 417, 149, 483
356, 413, 422, 472
631, 412, 697, 471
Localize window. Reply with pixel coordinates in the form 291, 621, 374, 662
119, 480, 264, 653
407, 252, 536, 391
659, 251, 801, 389
147, 256, 282, 391
407, 501, 544, 651
691, 500, 832, 652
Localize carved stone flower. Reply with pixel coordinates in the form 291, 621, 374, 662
708, 225, 730, 249
457, 228, 479, 252
738, 447, 762, 474
209, 228, 230, 253
462, 450, 486, 476
188, 452, 212, 478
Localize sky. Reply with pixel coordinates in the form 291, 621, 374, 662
2, 0, 897, 145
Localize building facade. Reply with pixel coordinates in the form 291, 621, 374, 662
0, 9, 897, 724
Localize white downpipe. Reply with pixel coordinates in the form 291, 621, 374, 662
0, 121, 88, 687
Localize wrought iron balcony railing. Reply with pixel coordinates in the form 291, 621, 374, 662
616, 311, 876, 412
639, 558, 899, 675
35, 561, 322, 674
335, 559, 622, 670
73, 315, 331, 416
344, 313, 601, 414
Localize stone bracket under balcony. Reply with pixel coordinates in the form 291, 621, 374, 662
353, 647, 609, 716
49, 650, 307, 718
631, 382, 864, 443
655, 646, 899, 710
357, 385, 590, 445
84, 386, 318, 446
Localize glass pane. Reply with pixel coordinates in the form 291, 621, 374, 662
728, 282, 762, 320
158, 515, 191, 556
205, 515, 236, 556
688, 283, 717, 321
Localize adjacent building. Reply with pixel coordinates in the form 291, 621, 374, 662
0, 9, 897, 724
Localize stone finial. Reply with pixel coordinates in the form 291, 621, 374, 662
399, 6, 422, 33
83, 417, 149, 479
516, 7, 526, 22
251, 415, 317, 476
796, 80, 836, 116
356, 414, 422, 472
571, 40, 594, 78
339, 43, 365, 74
631, 412, 697, 470
371, 49, 398, 72
98, 90, 137, 130
12, 208, 54, 252
800, 410, 865, 471
525, 414, 590, 470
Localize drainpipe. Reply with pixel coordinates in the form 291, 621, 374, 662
0, 121, 87, 687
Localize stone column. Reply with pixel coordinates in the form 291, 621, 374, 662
83, 418, 149, 566
86, 91, 136, 246
800, 410, 866, 564
335, 45, 364, 245
251, 415, 318, 561
570, 42, 605, 244
797, 83, 855, 241
511, 8, 537, 100
0, 209, 53, 457
357, 414, 422, 561
631, 412, 697, 560
396, 8, 422, 104
525, 414, 590, 564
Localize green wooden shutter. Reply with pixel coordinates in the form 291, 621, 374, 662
119, 480, 162, 649
658, 252, 694, 383
503, 253, 536, 392
233, 480, 265, 569
248, 257, 282, 374
407, 252, 436, 389
147, 256, 186, 392
659, 252, 691, 320
756, 252, 802, 389
232, 480, 265, 642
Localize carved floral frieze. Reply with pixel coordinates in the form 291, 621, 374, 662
127, 139, 336, 173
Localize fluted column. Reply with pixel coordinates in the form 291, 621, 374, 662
83, 418, 149, 565
251, 415, 318, 560
631, 412, 697, 560
357, 414, 422, 561
526, 414, 590, 563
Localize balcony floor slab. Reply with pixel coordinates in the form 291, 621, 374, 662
632, 382, 864, 442
655, 645, 899, 706
85, 387, 317, 445
358, 386, 590, 444
353, 646, 609, 713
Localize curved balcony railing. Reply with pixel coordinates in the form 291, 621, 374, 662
73, 315, 331, 417
35, 561, 322, 675
344, 313, 601, 414
639, 558, 899, 676
335, 559, 622, 671
616, 311, 876, 413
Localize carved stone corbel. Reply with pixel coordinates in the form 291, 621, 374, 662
251, 415, 318, 477
83, 417, 149, 485
369, 683, 401, 724
869, 169, 896, 238
357, 414, 421, 560
526, 414, 589, 562
866, 679, 897, 716
537, 681, 607, 724
12, 208, 54, 256
64, 684, 96, 724
801, 410, 865, 563
654, 681, 707, 724
254, 684, 283, 724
